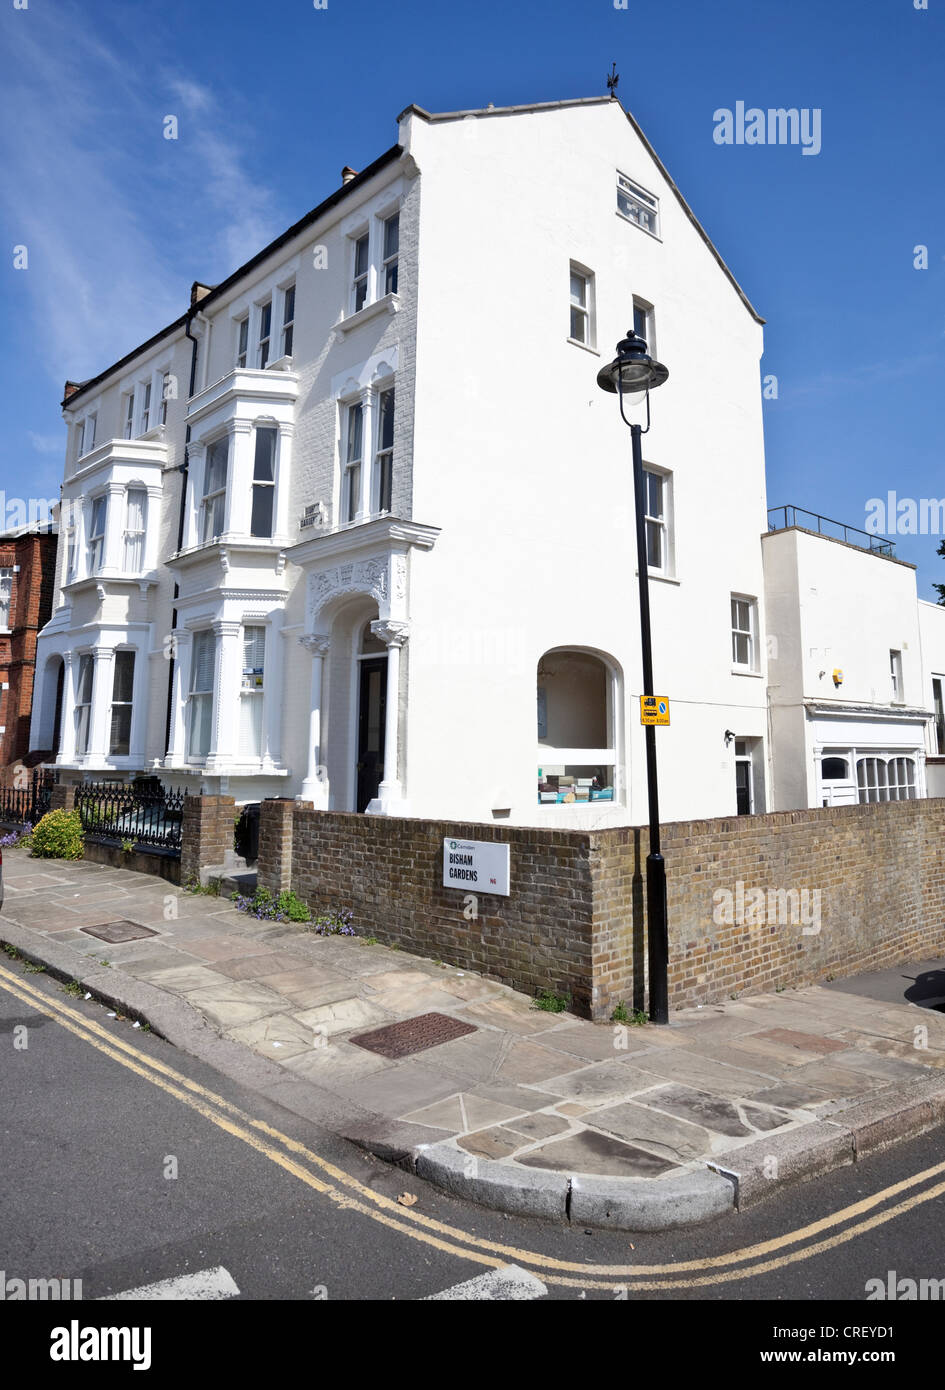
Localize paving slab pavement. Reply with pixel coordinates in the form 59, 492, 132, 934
3, 849, 945, 1231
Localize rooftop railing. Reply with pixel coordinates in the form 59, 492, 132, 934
767, 505, 896, 558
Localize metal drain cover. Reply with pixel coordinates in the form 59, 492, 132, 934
81, 921, 158, 944
350, 1012, 476, 1059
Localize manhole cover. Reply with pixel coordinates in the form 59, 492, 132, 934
350, 1012, 476, 1059
81, 921, 158, 944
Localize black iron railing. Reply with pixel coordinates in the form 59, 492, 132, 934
0, 768, 55, 826
767, 505, 896, 558
75, 781, 185, 853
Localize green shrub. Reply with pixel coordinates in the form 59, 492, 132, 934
277, 889, 312, 922
30, 810, 84, 861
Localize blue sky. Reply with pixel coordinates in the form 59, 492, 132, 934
1, 0, 943, 592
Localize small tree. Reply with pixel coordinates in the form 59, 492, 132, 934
31, 810, 84, 861
934, 539, 945, 606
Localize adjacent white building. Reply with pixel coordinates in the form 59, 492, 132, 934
763, 507, 944, 810
34, 95, 945, 828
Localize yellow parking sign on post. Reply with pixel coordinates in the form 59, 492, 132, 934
640, 696, 670, 726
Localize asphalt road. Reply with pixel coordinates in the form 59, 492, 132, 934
2, 958, 944, 1334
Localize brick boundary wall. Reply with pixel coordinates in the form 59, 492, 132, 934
254, 797, 945, 1020
258, 797, 306, 895
180, 795, 235, 885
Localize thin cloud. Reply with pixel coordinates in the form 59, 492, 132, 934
0, 4, 286, 390
27, 431, 64, 456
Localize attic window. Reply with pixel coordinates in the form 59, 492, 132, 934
617, 172, 660, 239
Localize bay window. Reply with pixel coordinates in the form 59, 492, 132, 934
250, 427, 277, 538
200, 438, 228, 543
75, 654, 93, 755
343, 403, 363, 523
87, 495, 108, 572
109, 651, 135, 756
188, 630, 216, 758
239, 626, 266, 758
374, 389, 394, 514
123, 488, 147, 571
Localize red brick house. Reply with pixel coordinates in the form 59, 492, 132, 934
0, 524, 59, 765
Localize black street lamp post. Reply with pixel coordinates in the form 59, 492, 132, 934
596, 330, 670, 1025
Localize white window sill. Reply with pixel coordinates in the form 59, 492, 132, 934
731, 666, 763, 678
616, 209, 662, 243
566, 337, 600, 357
336, 293, 400, 335
634, 569, 680, 586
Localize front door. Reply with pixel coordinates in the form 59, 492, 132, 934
356, 656, 387, 811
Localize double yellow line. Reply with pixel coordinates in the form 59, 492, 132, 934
2, 959, 943, 1293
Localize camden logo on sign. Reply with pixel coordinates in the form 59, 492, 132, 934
443, 838, 510, 897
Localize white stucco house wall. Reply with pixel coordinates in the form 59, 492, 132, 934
32, 94, 775, 827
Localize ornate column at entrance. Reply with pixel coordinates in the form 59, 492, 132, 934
299, 633, 331, 806
369, 619, 409, 814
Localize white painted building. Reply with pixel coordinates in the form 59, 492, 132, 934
32, 95, 778, 826
764, 508, 945, 810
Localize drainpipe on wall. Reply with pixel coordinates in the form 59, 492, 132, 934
164, 302, 204, 756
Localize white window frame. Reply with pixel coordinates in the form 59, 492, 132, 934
257, 298, 272, 369
890, 649, 903, 702
381, 213, 399, 297
122, 487, 148, 572
187, 629, 216, 760
108, 649, 136, 757
373, 387, 394, 515
617, 171, 661, 239
351, 231, 370, 313
75, 413, 96, 461
857, 754, 917, 803
633, 297, 656, 355
236, 315, 249, 369
123, 391, 135, 440
239, 624, 266, 759
140, 381, 152, 433
200, 437, 229, 544
159, 371, 171, 425
342, 401, 364, 523
932, 676, 945, 754
280, 283, 295, 358
250, 425, 277, 539
87, 494, 108, 573
731, 595, 758, 672
568, 263, 595, 349
74, 653, 93, 756
643, 466, 672, 575
0, 568, 12, 629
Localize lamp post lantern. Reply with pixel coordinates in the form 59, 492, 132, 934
597, 330, 670, 1025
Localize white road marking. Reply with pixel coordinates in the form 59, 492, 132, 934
425, 1264, 547, 1301
100, 1265, 240, 1300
